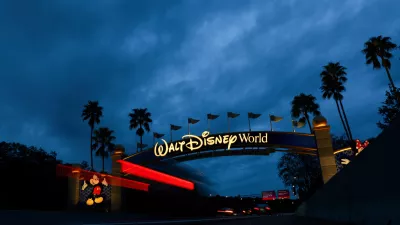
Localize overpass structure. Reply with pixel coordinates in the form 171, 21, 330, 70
63, 115, 340, 212
123, 131, 319, 166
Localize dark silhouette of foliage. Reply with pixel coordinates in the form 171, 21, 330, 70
320, 62, 353, 142
377, 87, 400, 130
332, 134, 377, 172
0, 141, 68, 211
277, 152, 322, 201
129, 108, 152, 152
291, 93, 321, 132
362, 35, 398, 91
80, 160, 90, 171
332, 134, 355, 172
92, 127, 116, 172
331, 134, 349, 149
0, 141, 62, 164
81, 100, 103, 170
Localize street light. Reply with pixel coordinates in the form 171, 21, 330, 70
292, 176, 298, 199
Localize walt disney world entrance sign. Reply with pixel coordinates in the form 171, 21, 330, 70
153, 131, 317, 157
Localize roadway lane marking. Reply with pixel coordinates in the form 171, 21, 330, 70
83, 215, 263, 225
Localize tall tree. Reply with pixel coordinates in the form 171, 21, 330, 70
377, 87, 400, 130
129, 108, 152, 152
81, 100, 103, 170
277, 152, 322, 201
362, 35, 398, 90
92, 127, 116, 172
320, 62, 354, 151
291, 93, 321, 132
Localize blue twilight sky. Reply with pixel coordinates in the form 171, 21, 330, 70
1, 0, 399, 196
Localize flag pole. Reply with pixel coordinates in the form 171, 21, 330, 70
135, 135, 138, 153
188, 121, 190, 135
248, 116, 251, 132
228, 116, 230, 133
170, 127, 172, 142
269, 114, 273, 131
292, 120, 296, 132
207, 116, 210, 132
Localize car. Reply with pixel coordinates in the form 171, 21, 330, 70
217, 207, 237, 216
241, 208, 252, 215
253, 203, 272, 215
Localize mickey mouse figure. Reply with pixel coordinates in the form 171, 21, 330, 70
82, 174, 108, 206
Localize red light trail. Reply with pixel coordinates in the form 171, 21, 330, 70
117, 160, 195, 191
56, 164, 149, 192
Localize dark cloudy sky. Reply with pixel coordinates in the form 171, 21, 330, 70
1, 0, 399, 196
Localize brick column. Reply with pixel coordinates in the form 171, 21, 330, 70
111, 145, 125, 212
313, 116, 337, 184
68, 164, 81, 209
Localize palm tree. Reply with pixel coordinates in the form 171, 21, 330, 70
92, 127, 116, 172
291, 93, 321, 132
129, 108, 152, 152
320, 62, 353, 143
81, 100, 103, 170
362, 35, 398, 90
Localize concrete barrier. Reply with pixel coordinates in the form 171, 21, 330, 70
296, 115, 400, 225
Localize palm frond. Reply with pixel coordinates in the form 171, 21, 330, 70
81, 100, 103, 127
129, 108, 153, 137
291, 93, 321, 119
92, 127, 116, 158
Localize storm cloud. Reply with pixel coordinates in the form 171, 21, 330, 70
1, 0, 399, 195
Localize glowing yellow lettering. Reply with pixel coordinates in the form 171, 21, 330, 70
178, 141, 185, 152
248, 136, 255, 143
227, 135, 237, 149
182, 134, 203, 151
153, 131, 268, 157
168, 143, 174, 153
223, 135, 229, 144
215, 136, 222, 144
238, 133, 250, 142
154, 139, 169, 157
261, 133, 268, 143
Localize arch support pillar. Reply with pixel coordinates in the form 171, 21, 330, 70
313, 116, 337, 184
111, 145, 125, 212
67, 164, 81, 209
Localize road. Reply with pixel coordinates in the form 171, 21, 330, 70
0, 211, 350, 225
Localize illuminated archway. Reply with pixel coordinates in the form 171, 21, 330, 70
122, 115, 337, 188
124, 131, 318, 165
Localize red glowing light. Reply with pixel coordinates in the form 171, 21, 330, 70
356, 139, 369, 150
117, 160, 195, 191
56, 164, 149, 192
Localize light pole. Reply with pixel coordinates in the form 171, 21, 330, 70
292, 176, 299, 199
